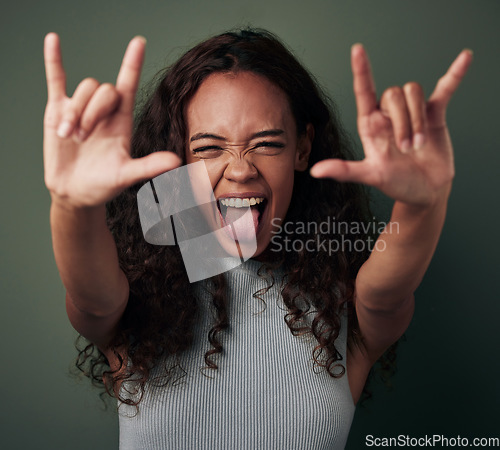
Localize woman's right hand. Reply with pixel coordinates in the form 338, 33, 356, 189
43, 33, 182, 209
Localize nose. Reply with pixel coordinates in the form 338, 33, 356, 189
223, 156, 258, 183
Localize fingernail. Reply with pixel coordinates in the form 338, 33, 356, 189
136, 35, 147, 44
413, 133, 425, 150
57, 121, 72, 138
401, 139, 412, 153
464, 48, 473, 56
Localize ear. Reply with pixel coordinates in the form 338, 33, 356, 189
294, 123, 314, 171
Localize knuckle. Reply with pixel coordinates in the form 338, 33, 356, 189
95, 83, 120, 107
84, 76, 99, 85
380, 86, 404, 107
81, 85, 119, 129
403, 81, 423, 95
80, 77, 100, 90
384, 86, 403, 100
98, 83, 118, 98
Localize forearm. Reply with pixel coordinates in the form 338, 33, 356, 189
356, 187, 450, 311
50, 199, 128, 317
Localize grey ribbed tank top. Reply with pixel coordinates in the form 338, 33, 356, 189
118, 259, 355, 449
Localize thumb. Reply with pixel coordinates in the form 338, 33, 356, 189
310, 159, 375, 185
120, 151, 183, 187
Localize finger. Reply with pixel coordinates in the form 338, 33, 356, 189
380, 86, 412, 152
310, 159, 379, 186
119, 151, 183, 187
429, 49, 473, 109
77, 83, 121, 141
403, 82, 427, 149
56, 78, 99, 138
351, 44, 377, 116
44, 33, 67, 101
116, 36, 146, 114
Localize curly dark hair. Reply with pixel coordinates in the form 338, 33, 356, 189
75, 28, 394, 408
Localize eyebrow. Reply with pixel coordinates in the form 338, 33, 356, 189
190, 129, 284, 142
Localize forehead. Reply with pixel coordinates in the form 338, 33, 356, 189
185, 71, 295, 138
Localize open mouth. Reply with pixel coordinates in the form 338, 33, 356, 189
216, 196, 268, 241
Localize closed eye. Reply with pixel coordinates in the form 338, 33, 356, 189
191, 141, 286, 160
251, 141, 285, 155
192, 142, 284, 153
192, 145, 223, 153
253, 141, 285, 149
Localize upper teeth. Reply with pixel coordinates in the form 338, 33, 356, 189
219, 197, 265, 208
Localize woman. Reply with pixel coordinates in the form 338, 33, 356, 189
44, 29, 472, 448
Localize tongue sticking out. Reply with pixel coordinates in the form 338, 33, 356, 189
223, 206, 260, 242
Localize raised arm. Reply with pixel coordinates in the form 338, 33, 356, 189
310, 44, 473, 362
43, 33, 181, 349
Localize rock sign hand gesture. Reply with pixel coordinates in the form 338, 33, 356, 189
311, 44, 473, 208
43, 33, 181, 209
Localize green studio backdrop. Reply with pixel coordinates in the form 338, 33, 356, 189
1, 0, 498, 448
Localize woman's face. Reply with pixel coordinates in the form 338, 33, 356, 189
185, 71, 312, 257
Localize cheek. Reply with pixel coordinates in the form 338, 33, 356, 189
277, 176, 295, 210
263, 160, 296, 205
201, 159, 226, 190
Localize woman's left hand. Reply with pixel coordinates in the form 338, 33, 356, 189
310, 45, 473, 208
